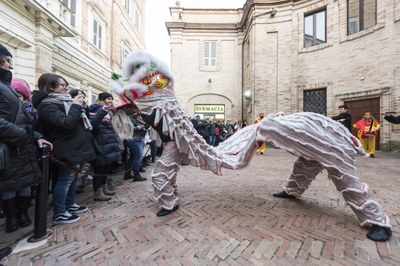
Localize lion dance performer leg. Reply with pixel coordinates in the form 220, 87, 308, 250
110, 51, 391, 241
255, 112, 391, 241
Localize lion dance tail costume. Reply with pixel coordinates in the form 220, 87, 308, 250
110, 51, 391, 241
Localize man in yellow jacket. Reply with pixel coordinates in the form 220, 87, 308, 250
353, 112, 380, 157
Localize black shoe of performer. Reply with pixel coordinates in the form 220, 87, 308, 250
156, 205, 179, 217
367, 225, 392, 241
273, 191, 296, 199
370, 154, 375, 158
0, 247, 12, 260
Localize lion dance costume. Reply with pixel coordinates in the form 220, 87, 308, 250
110, 51, 391, 241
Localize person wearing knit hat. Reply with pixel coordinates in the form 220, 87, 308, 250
0, 43, 52, 243
11, 78, 31, 101
98, 92, 113, 101
0, 43, 12, 60
98, 92, 114, 113
0, 46, 13, 257
88, 90, 121, 201
0, 44, 13, 78
11, 79, 37, 123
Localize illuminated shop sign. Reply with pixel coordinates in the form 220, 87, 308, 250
194, 104, 225, 113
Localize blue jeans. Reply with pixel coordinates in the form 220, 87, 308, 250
138, 138, 145, 160
2, 187, 31, 200
209, 135, 215, 146
125, 140, 142, 172
52, 164, 83, 215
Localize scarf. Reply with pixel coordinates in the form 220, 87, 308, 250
43, 93, 93, 131
23, 101, 38, 122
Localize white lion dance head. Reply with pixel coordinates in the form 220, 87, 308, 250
110, 51, 176, 140
109, 51, 175, 107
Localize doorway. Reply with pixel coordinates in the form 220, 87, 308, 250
345, 97, 380, 149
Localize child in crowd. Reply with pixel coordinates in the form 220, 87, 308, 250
88, 92, 121, 201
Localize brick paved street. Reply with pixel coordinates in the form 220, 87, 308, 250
1, 148, 399, 265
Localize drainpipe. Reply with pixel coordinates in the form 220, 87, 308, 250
110, 0, 116, 70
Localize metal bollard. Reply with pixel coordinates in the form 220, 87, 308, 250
28, 144, 52, 242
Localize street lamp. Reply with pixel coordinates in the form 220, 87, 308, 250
244, 89, 251, 100
252, 9, 278, 19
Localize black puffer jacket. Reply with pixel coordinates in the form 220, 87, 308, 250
89, 104, 121, 166
32, 91, 96, 165
0, 68, 42, 193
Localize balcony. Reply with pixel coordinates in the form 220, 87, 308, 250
13, 0, 78, 37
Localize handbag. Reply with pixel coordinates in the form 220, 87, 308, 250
0, 141, 10, 170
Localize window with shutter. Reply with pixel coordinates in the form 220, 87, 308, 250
203, 41, 217, 68
92, 18, 104, 50
93, 20, 97, 45
135, 6, 141, 30
60, 0, 77, 27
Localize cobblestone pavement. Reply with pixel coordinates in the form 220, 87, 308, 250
1, 148, 399, 265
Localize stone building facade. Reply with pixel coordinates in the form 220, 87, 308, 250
167, 0, 400, 146
0, 0, 145, 103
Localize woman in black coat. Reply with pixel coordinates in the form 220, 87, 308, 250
32, 73, 96, 225
88, 92, 121, 201
0, 44, 51, 233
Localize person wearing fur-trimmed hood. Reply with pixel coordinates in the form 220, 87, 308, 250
0, 44, 52, 237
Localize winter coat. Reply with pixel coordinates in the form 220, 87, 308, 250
384, 115, 400, 124
89, 104, 121, 165
208, 124, 215, 136
131, 114, 147, 141
32, 91, 96, 165
332, 113, 352, 132
215, 126, 220, 136
0, 68, 42, 193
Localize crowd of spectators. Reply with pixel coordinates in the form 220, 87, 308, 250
0, 44, 161, 259
190, 115, 245, 146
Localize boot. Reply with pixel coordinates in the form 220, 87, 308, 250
107, 178, 117, 191
102, 184, 116, 196
367, 225, 392, 241
133, 171, 147, 182
157, 205, 179, 217
2, 198, 19, 233
123, 171, 134, 180
93, 188, 112, 201
0, 247, 12, 260
16, 196, 32, 227
273, 191, 296, 199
